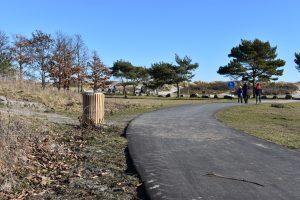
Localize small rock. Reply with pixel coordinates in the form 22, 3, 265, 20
100, 185, 108, 192
0, 96, 7, 101
0, 96, 7, 105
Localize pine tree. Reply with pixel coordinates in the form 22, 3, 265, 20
218, 39, 285, 97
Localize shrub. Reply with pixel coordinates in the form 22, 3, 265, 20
190, 93, 199, 98
224, 95, 233, 100
285, 94, 292, 99
261, 95, 267, 99
182, 81, 229, 95
271, 103, 286, 108
261, 82, 298, 95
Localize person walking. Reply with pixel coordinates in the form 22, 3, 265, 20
242, 83, 248, 103
255, 83, 262, 104
237, 85, 243, 103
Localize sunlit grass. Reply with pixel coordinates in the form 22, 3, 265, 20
216, 103, 300, 150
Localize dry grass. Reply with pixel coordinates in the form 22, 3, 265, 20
0, 80, 231, 199
0, 80, 82, 116
0, 80, 230, 118
0, 113, 55, 194
216, 103, 300, 150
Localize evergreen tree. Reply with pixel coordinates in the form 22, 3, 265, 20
130, 66, 148, 95
217, 39, 285, 97
0, 31, 14, 76
294, 52, 300, 73
88, 51, 111, 92
173, 54, 199, 97
111, 60, 134, 98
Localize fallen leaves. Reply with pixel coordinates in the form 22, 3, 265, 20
0, 118, 142, 199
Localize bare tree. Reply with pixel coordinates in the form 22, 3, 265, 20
30, 30, 53, 89
11, 34, 32, 81
73, 34, 88, 92
49, 32, 74, 90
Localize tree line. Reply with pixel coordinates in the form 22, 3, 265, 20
0, 29, 199, 97
0, 30, 111, 92
1, 30, 299, 98
111, 54, 199, 98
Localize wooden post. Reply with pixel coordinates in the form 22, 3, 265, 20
82, 92, 105, 125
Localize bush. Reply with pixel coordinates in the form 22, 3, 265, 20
182, 81, 229, 95
261, 82, 298, 95
285, 94, 292, 99
190, 93, 199, 98
271, 103, 286, 108
224, 95, 233, 100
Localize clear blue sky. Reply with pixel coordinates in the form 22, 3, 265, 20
1, 0, 300, 82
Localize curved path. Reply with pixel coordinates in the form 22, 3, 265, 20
127, 103, 300, 200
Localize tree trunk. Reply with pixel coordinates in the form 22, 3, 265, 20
80, 80, 83, 92
123, 85, 127, 98
176, 83, 180, 98
77, 74, 80, 93
252, 75, 256, 98
41, 60, 46, 90
42, 72, 46, 90
19, 63, 23, 81
58, 77, 61, 91
67, 79, 70, 90
93, 81, 97, 92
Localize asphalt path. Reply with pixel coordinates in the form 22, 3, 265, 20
127, 103, 300, 200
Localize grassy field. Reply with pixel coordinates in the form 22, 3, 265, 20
216, 102, 300, 150
1, 80, 299, 198
0, 80, 233, 199
0, 80, 230, 118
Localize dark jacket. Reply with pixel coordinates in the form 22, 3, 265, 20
242, 84, 248, 97
237, 88, 243, 97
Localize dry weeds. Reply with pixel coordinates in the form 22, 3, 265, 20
0, 112, 142, 199
0, 80, 226, 199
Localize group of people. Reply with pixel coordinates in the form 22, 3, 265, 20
237, 83, 262, 104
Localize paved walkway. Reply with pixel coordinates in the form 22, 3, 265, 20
127, 103, 300, 200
